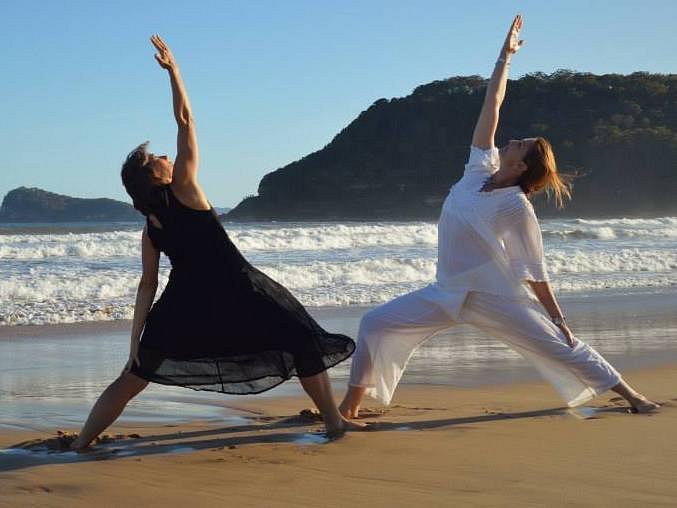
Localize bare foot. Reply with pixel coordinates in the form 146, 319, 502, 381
69, 437, 89, 453
326, 417, 368, 439
341, 417, 367, 431
630, 397, 660, 414
339, 401, 360, 419
69, 433, 99, 452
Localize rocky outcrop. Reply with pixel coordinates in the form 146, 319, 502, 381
0, 187, 140, 222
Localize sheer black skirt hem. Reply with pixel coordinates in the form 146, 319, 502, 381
130, 334, 355, 396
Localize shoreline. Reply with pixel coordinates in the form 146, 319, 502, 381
2, 285, 677, 338
2, 288, 677, 505
2, 288, 677, 434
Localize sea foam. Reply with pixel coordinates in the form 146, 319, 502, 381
1, 218, 675, 325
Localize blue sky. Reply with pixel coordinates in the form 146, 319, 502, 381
1, 1, 675, 208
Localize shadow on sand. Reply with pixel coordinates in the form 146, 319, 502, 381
0, 404, 640, 473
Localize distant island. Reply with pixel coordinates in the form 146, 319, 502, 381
0, 187, 140, 222
4, 72, 675, 223
0, 187, 234, 223
226, 71, 677, 220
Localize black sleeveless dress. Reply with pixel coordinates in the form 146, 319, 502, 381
131, 186, 355, 394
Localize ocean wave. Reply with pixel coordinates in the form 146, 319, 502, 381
0, 223, 440, 260
2, 249, 675, 325
4, 273, 673, 326
228, 223, 438, 251
543, 227, 677, 240
0, 231, 141, 260
258, 257, 437, 289
553, 275, 676, 293
1, 217, 676, 325
294, 275, 676, 307
543, 217, 677, 240
0, 268, 169, 326
2, 218, 676, 262
574, 217, 677, 227
547, 248, 677, 274
542, 227, 618, 240
1, 301, 136, 326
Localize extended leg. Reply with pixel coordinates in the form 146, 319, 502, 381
70, 372, 149, 450
299, 371, 365, 437
340, 386, 367, 419
461, 292, 659, 410
611, 379, 660, 413
340, 286, 456, 418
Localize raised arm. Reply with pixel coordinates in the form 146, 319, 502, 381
151, 34, 199, 186
471, 15, 524, 150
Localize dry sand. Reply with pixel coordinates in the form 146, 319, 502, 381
1, 364, 675, 507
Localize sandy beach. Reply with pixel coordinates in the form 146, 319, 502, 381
2, 1, 675, 505
1, 290, 676, 506
0, 363, 675, 507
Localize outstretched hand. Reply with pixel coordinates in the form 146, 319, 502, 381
501, 14, 525, 56
558, 322, 578, 349
151, 34, 177, 70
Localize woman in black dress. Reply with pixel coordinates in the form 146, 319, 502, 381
70, 35, 363, 449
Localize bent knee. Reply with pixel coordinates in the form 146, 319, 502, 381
358, 309, 388, 342
118, 372, 149, 393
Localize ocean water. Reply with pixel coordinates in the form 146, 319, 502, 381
2, 218, 677, 429
2, 292, 677, 430
0, 217, 676, 326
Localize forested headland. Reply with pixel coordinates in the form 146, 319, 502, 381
0, 187, 139, 222
227, 71, 677, 220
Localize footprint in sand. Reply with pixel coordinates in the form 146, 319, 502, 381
295, 408, 387, 423
356, 408, 388, 419
12, 431, 143, 454
391, 405, 443, 411
298, 409, 324, 422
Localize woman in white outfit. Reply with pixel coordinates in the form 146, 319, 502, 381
340, 15, 659, 417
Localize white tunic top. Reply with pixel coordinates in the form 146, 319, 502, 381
431, 145, 549, 319
350, 146, 622, 407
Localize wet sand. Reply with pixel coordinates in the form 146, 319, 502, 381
0, 364, 675, 507
1, 290, 676, 505
2, 289, 677, 431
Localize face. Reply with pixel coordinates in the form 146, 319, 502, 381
499, 138, 537, 173
147, 154, 174, 185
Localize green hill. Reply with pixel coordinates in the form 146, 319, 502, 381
0, 187, 140, 222
227, 71, 677, 220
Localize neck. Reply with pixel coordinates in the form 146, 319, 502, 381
491, 167, 519, 188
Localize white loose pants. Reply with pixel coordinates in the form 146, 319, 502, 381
349, 285, 622, 407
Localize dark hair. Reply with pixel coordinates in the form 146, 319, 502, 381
518, 137, 572, 208
120, 142, 167, 216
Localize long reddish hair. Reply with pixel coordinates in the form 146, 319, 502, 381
518, 137, 571, 208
